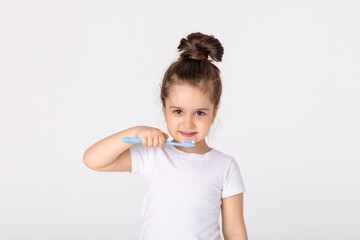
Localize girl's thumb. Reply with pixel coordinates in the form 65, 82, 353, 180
164, 132, 169, 139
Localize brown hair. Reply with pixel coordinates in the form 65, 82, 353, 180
160, 32, 224, 111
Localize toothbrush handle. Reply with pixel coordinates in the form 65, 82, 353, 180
165, 140, 181, 146
122, 137, 142, 143
122, 137, 181, 146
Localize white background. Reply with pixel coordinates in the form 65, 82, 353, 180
1, 0, 359, 239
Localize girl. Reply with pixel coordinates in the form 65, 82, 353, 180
83, 32, 248, 240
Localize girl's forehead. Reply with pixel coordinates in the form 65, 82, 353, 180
166, 84, 213, 108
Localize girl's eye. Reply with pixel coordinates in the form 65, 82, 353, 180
173, 110, 205, 116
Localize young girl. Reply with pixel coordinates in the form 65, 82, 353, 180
83, 32, 248, 240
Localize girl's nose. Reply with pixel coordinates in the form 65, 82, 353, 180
183, 116, 195, 128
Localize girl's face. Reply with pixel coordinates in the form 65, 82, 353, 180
163, 83, 218, 153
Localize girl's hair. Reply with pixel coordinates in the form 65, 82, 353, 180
160, 32, 224, 110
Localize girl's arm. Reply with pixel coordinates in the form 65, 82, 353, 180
83, 126, 168, 172
221, 193, 248, 240
83, 126, 139, 171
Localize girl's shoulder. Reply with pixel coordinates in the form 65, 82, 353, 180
211, 147, 236, 162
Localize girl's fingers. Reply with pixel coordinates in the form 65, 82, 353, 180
139, 130, 168, 147
142, 137, 148, 147
147, 136, 153, 147
159, 135, 165, 147
153, 135, 159, 147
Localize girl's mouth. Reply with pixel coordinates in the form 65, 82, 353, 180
179, 131, 196, 137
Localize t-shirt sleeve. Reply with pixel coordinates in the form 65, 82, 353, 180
128, 143, 149, 174
221, 158, 246, 198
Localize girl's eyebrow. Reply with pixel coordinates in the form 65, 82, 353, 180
169, 106, 210, 111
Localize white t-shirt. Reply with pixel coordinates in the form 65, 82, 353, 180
129, 143, 246, 240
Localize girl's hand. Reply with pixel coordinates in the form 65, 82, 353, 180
134, 126, 169, 148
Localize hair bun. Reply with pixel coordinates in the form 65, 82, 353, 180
177, 32, 224, 62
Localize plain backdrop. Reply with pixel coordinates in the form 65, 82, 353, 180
1, 0, 359, 239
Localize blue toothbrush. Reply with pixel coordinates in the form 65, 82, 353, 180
122, 137, 195, 147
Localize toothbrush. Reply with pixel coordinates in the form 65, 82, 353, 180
122, 137, 195, 147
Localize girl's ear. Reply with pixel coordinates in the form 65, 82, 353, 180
162, 106, 166, 119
